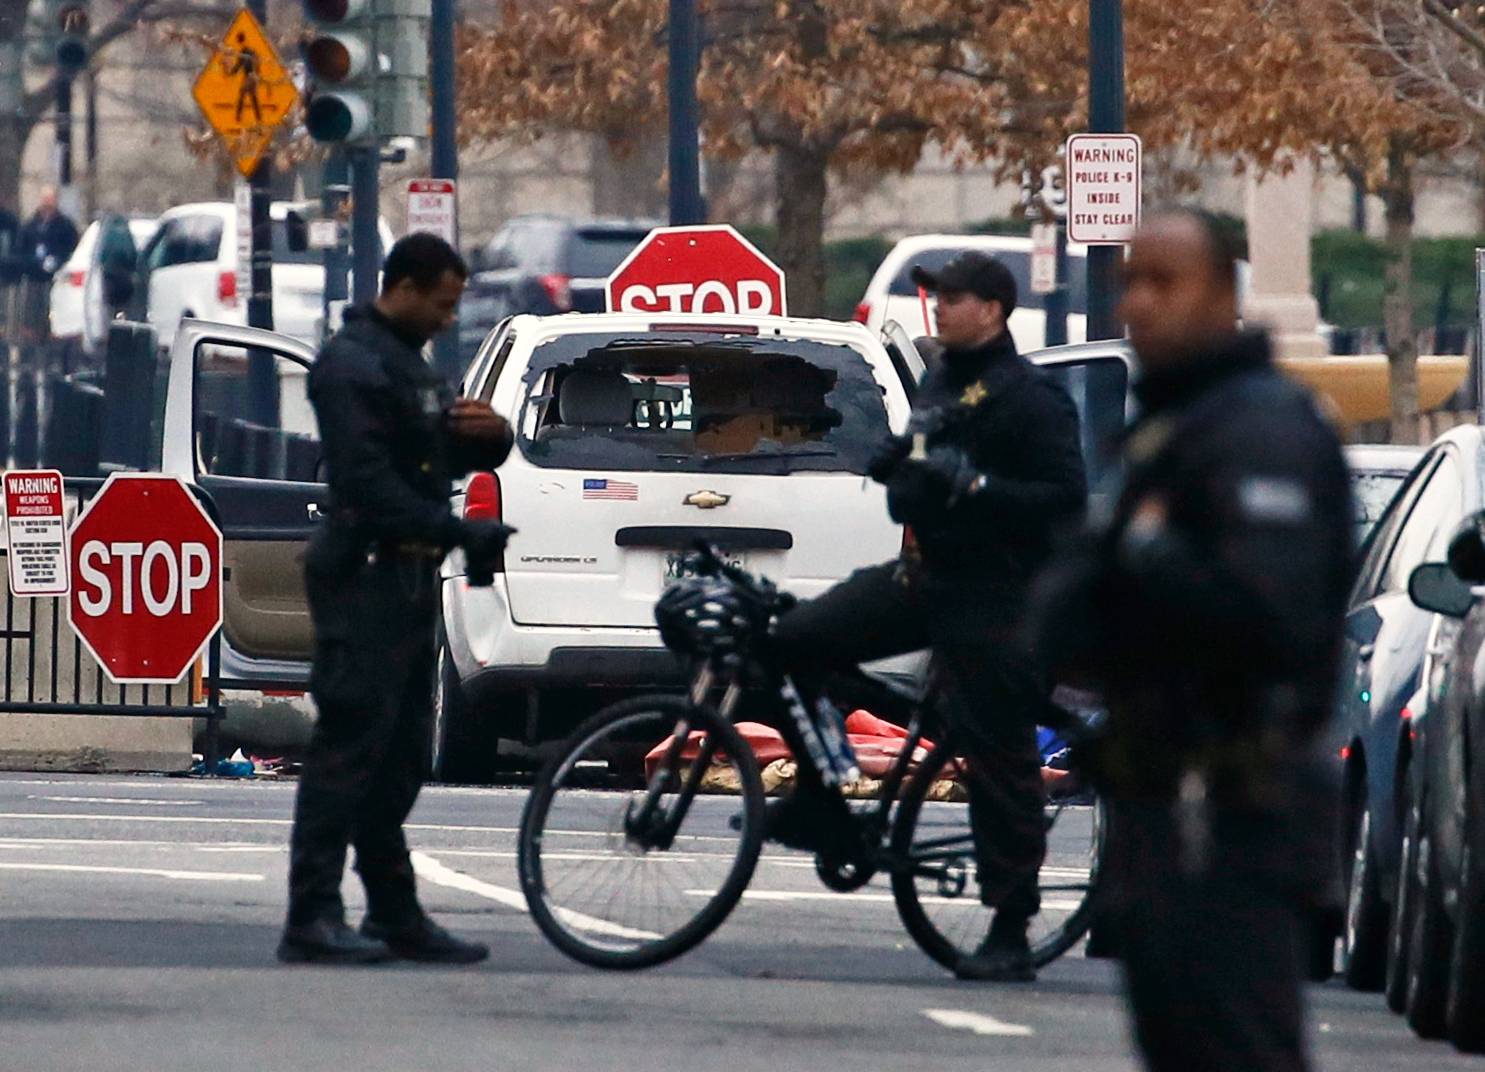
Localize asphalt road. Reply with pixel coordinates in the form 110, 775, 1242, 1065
0, 772, 1474, 1072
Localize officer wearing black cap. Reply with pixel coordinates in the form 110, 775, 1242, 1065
770, 249, 1087, 980
279, 233, 515, 966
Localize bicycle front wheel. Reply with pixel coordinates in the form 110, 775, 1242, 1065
889, 738, 1105, 972
517, 695, 765, 969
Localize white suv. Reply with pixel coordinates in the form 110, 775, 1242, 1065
855, 233, 1089, 352
432, 311, 930, 778
142, 201, 392, 350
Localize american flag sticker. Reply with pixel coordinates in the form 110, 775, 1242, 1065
583, 478, 639, 502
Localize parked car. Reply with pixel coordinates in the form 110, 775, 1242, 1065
141, 201, 391, 350
1348, 444, 1425, 547
1331, 425, 1485, 992
854, 233, 1090, 352
460, 215, 661, 365
1395, 524, 1485, 1052
431, 321, 1133, 780
48, 214, 157, 353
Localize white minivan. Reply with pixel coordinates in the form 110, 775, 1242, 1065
432, 311, 931, 777
142, 201, 392, 350
855, 233, 1089, 352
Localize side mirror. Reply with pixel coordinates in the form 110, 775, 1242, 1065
285, 211, 309, 253
1409, 562, 1476, 619
1448, 514, 1485, 583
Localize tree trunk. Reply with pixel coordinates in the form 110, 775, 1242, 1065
774, 143, 828, 318
1382, 145, 1419, 444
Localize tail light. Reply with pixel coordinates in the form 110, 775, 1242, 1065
463, 471, 504, 574
1401, 706, 1413, 721
218, 270, 238, 307
852, 301, 871, 324
901, 525, 917, 555
538, 273, 573, 312
67, 269, 86, 288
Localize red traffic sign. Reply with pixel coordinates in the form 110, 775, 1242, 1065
606, 225, 787, 316
68, 474, 223, 685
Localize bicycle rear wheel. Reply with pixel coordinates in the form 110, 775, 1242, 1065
517, 695, 765, 969
889, 738, 1105, 972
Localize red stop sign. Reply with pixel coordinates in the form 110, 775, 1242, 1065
606, 225, 788, 316
68, 474, 223, 685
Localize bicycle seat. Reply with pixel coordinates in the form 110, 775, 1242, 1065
843, 667, 928, 708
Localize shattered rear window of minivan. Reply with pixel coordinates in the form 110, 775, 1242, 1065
516, 331, 892, 475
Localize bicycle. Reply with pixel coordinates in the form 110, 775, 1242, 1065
516, 543, 1106, 973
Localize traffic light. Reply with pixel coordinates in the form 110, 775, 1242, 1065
374, 0, 430, 139
55, 0, 89, 75
302, 0, 375, 143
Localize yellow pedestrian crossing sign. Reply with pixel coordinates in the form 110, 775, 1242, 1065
192, 8, 300, 179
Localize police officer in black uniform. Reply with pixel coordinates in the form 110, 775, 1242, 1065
770, 251, 1087, 981
279, 234, 515, 965
1035, 210, 1352, 1070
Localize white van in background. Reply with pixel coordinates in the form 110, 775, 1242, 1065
854, 233, 1089, 351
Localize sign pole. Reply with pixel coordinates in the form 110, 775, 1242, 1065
667, 0, 704, 226
1475, 248, 1485, 422
430, 0, 463, 382
243, 0, 279, 428
1087, 0, 1126, 341
351, 143, 381, 307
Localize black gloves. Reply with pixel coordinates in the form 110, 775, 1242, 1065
885, 446, 979, 527
867, 434, 912, 484
460, 520, 517, 587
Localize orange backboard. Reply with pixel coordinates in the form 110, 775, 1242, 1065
192, 9, 299, 178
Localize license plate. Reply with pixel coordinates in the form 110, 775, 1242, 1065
663, 550, 744, 582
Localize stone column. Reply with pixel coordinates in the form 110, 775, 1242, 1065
1242, 159, 1329, 359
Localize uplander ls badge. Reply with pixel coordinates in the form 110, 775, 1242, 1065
684, 490, 731, 510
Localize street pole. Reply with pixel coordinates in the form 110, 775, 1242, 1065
667, 0, 703, 226
321, 148, 350, 343
1087, 0, 1125, 341
429, 0, 461, 381
1045, 220, 1070, 347
84, 69, 97, 220
351, 143, 381, 306
54, 75, 73, 189
245, 0, 278, 428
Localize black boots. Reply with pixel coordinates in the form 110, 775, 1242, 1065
360, 914, 490, 964
277, 917, 394, 965
953, 913, 1037, 982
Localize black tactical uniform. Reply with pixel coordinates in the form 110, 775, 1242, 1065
1039, 332, 1352, 1071
285, 306, 511, 941
772, 322, 1087, 966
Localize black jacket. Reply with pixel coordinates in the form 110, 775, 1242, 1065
905, 331, 1087, 598
308, 306, 511, 556
19, 211, 79, 277
1040, 332, 1353, 801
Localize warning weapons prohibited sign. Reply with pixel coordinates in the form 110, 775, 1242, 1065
4, 470, 69, 598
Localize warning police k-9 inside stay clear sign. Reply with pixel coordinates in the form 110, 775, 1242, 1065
4, 469, 69, 598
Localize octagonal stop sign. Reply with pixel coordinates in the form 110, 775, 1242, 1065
68, 474, 223, 685
606, 225, 788, 317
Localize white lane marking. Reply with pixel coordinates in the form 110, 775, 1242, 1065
922, 1009, 1035, 1038
689, 889, 1085, 911
410, 851, 660, 942
0, 861, 263, 882
0, 812, 735, 842
29, 796, 202, 806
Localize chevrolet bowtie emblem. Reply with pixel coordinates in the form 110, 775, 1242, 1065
684, 490, 731, 509
960, 381, 989, 406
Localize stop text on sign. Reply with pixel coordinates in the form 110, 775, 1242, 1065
605, 224, 788, 317
76, 540, 214, 617
615, 279, 776, 316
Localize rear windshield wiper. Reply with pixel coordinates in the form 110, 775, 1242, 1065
699, 449, 838, 466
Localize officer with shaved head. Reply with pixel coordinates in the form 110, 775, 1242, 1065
1035, 209, 1353, 1071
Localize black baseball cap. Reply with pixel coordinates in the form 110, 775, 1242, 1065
910, 251, 1018, 316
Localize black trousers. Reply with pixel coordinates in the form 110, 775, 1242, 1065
287, 556, 439, 926
1106, 801, 1311, 1072
770, 562, 1047, 917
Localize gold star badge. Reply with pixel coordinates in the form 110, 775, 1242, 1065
960, 381, 988, 407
